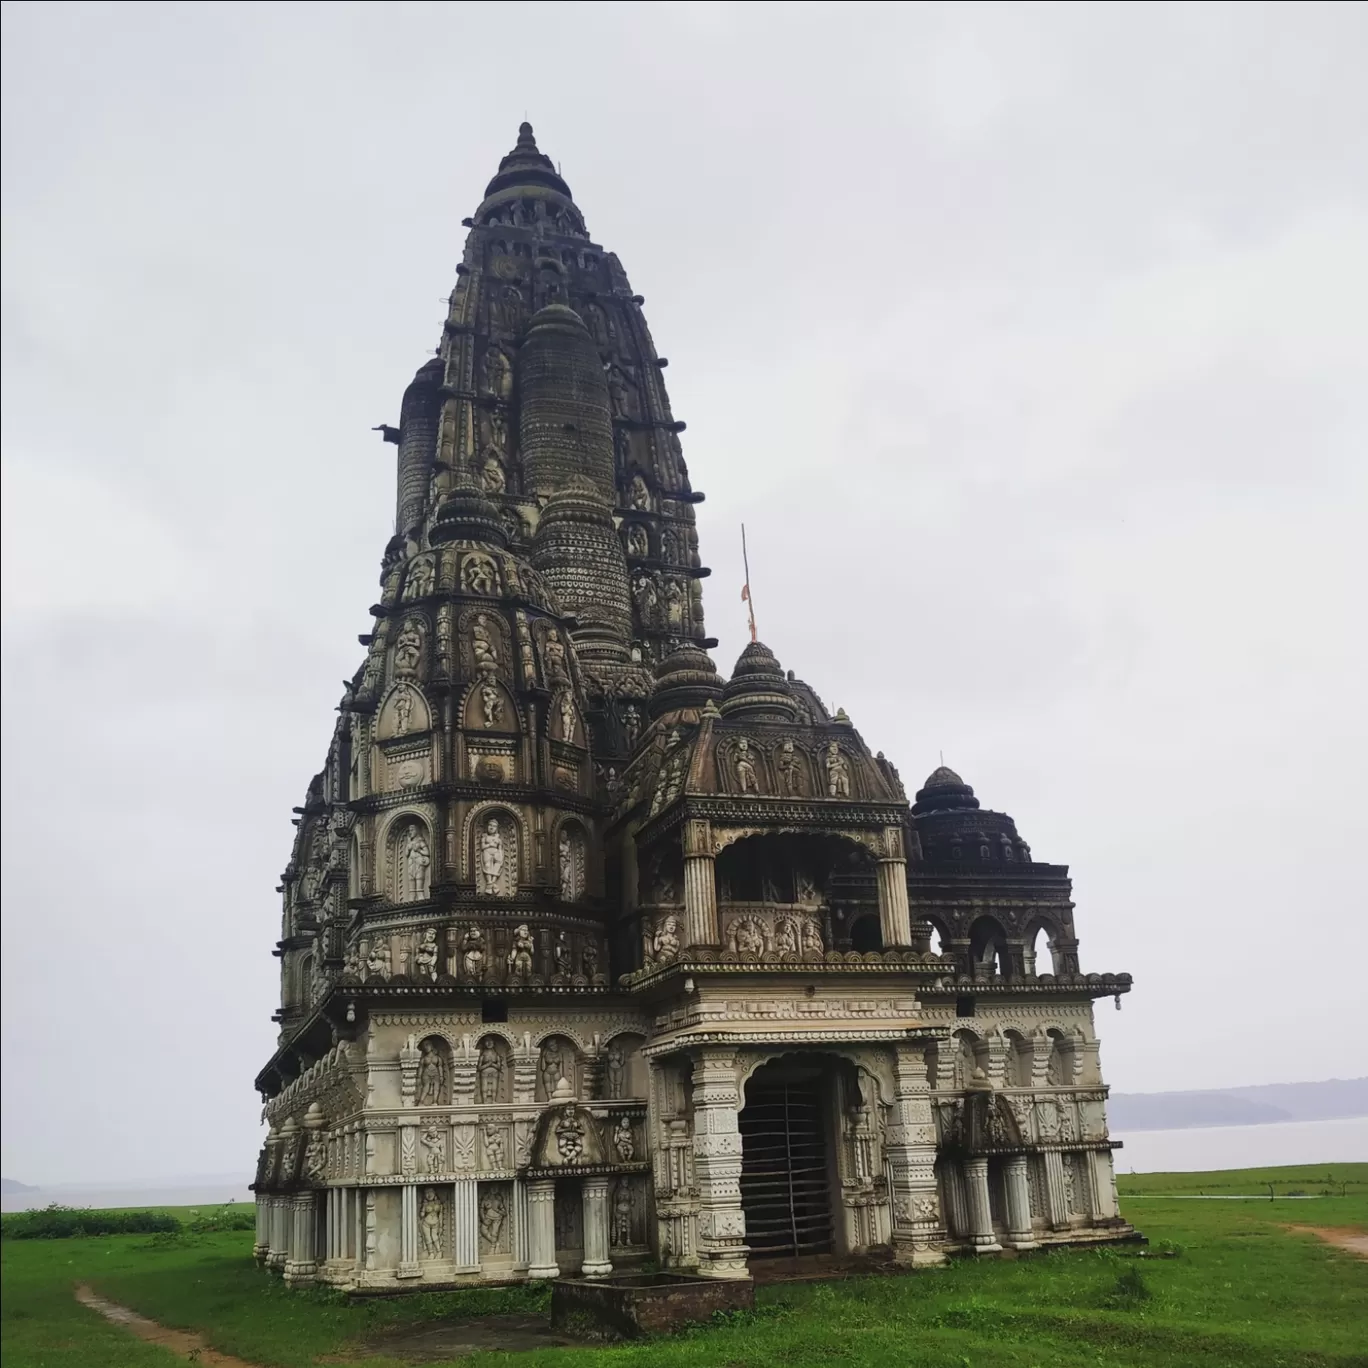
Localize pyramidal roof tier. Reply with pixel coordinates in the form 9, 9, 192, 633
478, 121, 577, 217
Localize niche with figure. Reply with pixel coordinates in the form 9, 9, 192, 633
556, 822, 587, 903
389, 817, 433, 903
471, 810, 519, 897
474, 1034, 512, 1106
536, 1034, 581, 1102
415, 1036, 451, 1108
601, 1032, 647, 1100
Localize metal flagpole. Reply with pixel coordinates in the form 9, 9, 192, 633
741, 524, 758, 642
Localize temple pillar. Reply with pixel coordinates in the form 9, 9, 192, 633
268, 1197, 289, 1270
1042, 1150, 1070, 1229
875, 845, 912, 948
690, 1047, 749, 1277
964, 1158, 1001, 1252
285, 1192, 319, 1283
453, 1178, 480, 1272
1089, 1149, 1120, 1221
527, 1179, 559, 1278
683, 819, 718, 947
885, 1042, 947, 1265
1003, 1156, 1037, 1249
398, 1185, 421, 1278
254, 1195, 269, 1262
512, 1179, 530, 1271
581, 1177, 613, 1277
941, 1160, 968, 1239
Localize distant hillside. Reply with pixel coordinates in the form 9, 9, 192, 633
1, 1179, 38, 1194
1110, 1077, 1368, 1132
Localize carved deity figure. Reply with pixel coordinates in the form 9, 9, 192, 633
481, 1119, 505, 1169
652, 913, 681, 962
421, 1123, 445, 1173
480, 455, 506, 494
621, 703, 641, 751
557, 830, 578, 904
393, 687, 414, 737
801, 919, 825, 957
304, 1133, 327, 1182
457, 926, 484, 982
417, 1040, 446, 1106
611, 1183, 633, 1247
401, 825, 431, 902
366, 938, 391, 978
471, 613, 499, 672
607, 365, 634, 418
493, 285, 523, 330
625, 523, 649, 559
632, 574, 658, 625
414, 927, 440, 982
481, 344, 511, 397
582, 939, 599, 978
733, 918, 766, 958
825, 741, 851, 798
553, 930, 571, 977
419, 1188, 444, 1259
504, 924, 534, 982
606, 1041, 626, 1099
558, 691, 578, 744
477, 1036, 504, 1104
628, 472, 650, 510
479, 681, 502, 728
479, 818, 506, 895
613, 1117, 635, 1162
540, 632, 567, 684
665, 580, 685, 633
478, 1189, 506, 1250
775, 918, 799, 956
555, 1104, 586, 1162
403, 556, 435, 600
733, 737, 760, 794
776, 737, 803, 795
394, 619, 423, 674
795, 868, 818, 904
463, 554, 497, 596
540, 1039, 566, 1099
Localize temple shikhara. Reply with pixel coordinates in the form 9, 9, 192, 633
252, 126, 1136, 1288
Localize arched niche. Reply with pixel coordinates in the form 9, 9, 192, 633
555, 819, 588, 903
952, 1028, 988, 1090
1003, 1030, 1033, 1087
466, 805, 521, 897
415, 1035, 451, 1107
474, 1033, 512, 1106
969, 915, 1010, 979
535, 1033, 583, 1103
461, 676, 518, 734
1045, 1029, 1077, 1087
385, 813, 434, 904
602, 1032, 647, 1100
376, 681, 432, 742
1024, 919, 1064, 977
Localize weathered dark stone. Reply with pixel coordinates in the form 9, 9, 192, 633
550, 1273, 754, 1340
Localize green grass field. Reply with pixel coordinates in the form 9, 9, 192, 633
3, 1164, 1365, 1367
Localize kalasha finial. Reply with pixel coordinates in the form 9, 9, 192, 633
517, 121, 537, 148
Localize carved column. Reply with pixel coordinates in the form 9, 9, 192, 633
885, 1042, 947, 1265
453, 1178, 480, 1272
940, 1159, 968, 1239
1003, 1156, 1037, 1249
1089, 1149, 1120, 1221
581, 1176, 613, 1277
875, 844, 912, 947
690, 1047, 749, 1278
963, 1158, 1001, 1253
682, 819, 718, 947
527, 1178, 559, 1278
285, 1192, 319, 1283
1042, 1150, 1070, 1229
254, 1195, 269, 1263
512, 1178, 531, 1270
269, 1197, 289, 1270
398, 1184, 421, 1277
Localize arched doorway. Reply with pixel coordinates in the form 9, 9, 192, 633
739, 1055, 837, 1260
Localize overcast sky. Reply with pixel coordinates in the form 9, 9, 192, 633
3, 2, 1365, 1186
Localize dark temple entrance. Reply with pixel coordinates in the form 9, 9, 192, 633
739, 1057, 835, 1259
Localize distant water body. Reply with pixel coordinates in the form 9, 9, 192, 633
4, 1118, 1362, 1212
1112, 1116, 1367, 1174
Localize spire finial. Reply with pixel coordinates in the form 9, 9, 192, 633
517, 121, 536, 148
740, 524, 758, 643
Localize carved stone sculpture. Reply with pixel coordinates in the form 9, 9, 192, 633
471, 613, 499, 672
419, 1188, 444, 1259
652, 913, 681, 962
555, 1104, 585, 1162
421, 1124, 445, 1173
460, 926, 486, 981
613, 1117, 634, 1162
366, 939, 391, 978
507, 923, 534, 981
416, 1039, 446, 1105
400, 825, 431, 902
611, 1183, 633, 1247
777, 737, 803, 795
479, 818, 507, 895
479, 1189, 507, 1252
542, 629, 568, 681
540, 1038, 566, 1098
825, 741, 851, 798
606, 1041, 626, 1099
394, 619, 424, 675
477, 1036, 504, 1104
414, 927, 440, 982
733, 737, 760, 794
482, 1119, 505, 1169
464, 554, 498, 596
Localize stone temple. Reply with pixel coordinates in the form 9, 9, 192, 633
252, 125, 1136, 1288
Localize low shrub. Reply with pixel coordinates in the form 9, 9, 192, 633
1, 1205, 180, 1240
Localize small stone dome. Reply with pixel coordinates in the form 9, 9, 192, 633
649, 643, 724, 721
482, 122, 574, 201
430, 484, 509, 549
720, 640, 798, 722
912, 765, 981, 815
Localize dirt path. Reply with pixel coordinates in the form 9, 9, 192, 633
73, 1284, 264, 1367
1284, 1225, 1368, 1259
